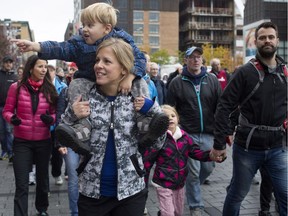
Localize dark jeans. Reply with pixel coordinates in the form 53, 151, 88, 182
13, 138, 52, 215
78, 188, 147, 216
50, 131, 63, 177
260, 167, 273, 211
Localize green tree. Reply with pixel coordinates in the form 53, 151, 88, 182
150, 49, 170, 65
177, 50, 185, 65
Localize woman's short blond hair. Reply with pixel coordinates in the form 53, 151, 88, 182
80, 2, 119, 28
96, 38, 134, 74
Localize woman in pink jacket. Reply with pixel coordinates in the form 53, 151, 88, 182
3, 55, 58, 216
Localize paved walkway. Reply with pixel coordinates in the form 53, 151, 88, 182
0, 147, 279, 216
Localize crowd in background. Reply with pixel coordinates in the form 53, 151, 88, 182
0, 3, 286, 216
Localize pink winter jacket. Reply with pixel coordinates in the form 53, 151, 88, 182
3, 82, 56, 141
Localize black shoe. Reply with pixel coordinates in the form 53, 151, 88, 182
8, 155, 13, 163
258, 210, 272, 216
139, 112, 169, 147
55, 124, 91, 155
203, 179, 211, 185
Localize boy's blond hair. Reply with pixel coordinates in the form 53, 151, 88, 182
96, 38, 134, 74
161, 105, 179, 122
80, 2, 119, 28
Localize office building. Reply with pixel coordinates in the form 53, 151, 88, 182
179, 0, 235, 54
72, 0, 179, 56
0, 19, 34, 67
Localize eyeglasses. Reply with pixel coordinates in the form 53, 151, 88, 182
188, 55, 202, 61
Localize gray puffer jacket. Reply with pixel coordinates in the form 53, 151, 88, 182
75, 79, 164, 200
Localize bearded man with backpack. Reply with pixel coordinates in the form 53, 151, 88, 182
211, 21, 287, 216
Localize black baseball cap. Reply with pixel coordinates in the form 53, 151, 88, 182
3, 56, 14, 63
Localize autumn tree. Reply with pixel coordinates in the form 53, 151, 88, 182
150, 49, 170, 65
201, 43, 241, 72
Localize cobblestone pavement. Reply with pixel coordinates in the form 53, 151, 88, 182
0, 147, 279, 216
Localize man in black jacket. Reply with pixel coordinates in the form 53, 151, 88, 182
167, 46, 222, 216
0, 56, 18, 161
211, 21, 287, 216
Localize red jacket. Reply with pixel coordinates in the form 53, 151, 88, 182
211, 70, 229, 90
3, 82, 55, 141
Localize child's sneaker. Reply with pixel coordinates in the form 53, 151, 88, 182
139, 112, 169, 147
55, 123, 91, 155
0, 152, 8, 160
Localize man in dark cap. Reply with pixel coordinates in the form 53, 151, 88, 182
166, 46, 222, 216
3, 56, 14, 63
0, 56, 18, 162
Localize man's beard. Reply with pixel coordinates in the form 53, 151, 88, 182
258, 45, 277, 58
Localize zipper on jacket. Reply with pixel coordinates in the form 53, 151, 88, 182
110, 101, 115, 129
183, 75, 206, 132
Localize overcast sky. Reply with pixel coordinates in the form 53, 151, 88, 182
0, 0, 74, 42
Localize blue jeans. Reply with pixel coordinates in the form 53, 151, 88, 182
64, 148, 80, 216
0, 106, 13, 155
223, 144, 287, 216
185, 133, 215, 209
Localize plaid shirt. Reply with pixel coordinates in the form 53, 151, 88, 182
38, 27, 146, 81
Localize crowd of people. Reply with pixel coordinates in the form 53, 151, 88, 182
0, 2, 286, 216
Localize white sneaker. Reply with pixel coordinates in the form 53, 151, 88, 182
29, 172, 36, 185
55, 176, 63, 185
143, 207, 148, 215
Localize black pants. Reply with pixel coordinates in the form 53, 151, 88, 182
50, 130, 63, 177
260, 167, 273, 211
78, 188, 147, 216
13, 138, 52, 216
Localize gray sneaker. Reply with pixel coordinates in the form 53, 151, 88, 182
190, 208, 203, 216
55, 123, 91, 155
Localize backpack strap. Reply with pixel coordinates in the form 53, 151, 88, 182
239, 59, 264, 109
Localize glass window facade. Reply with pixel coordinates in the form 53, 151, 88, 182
149, 24, 159, 34
133, 11, 144, 21
149, 36, 159, 46
149, 12, 159, 22
133, 24, 144, 34
134, 36, 143, 45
